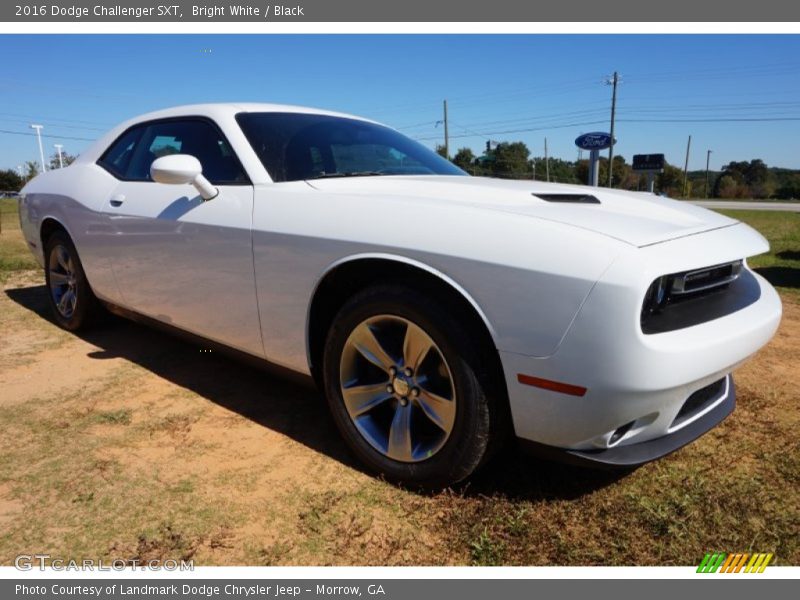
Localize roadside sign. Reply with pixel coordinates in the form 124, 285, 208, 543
575, 132, 614, 151
633, 154, 665, 172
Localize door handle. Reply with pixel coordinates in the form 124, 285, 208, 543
109, 194, 125, 207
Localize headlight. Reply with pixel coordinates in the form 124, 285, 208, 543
640, 260, 745, 332
642, 275, 671, 317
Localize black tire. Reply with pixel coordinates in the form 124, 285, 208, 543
323, 283, 506, 489
44, 230, 101, 331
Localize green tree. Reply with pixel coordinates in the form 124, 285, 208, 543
606, 155, 632, 189
715, 159, 773, 198
49, 151, 77, 170
657, 163, 684, 197
746, 159, 769, 187
0, 169, 23, 191
531, 157, 578, 184
435, 144, 447, 159
490, 142, 531, 179
575, 156, 631, 189
716, 174, 741, 199
24, 161, 39, 181
574, 159, 590, 185
775, 174, 800, 200
452, 147, 476, 173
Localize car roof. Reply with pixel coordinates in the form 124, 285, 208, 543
76, 102, 381, 166
130, 102, 374, 123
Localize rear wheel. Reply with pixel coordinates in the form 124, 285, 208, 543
323, 284, 504, 488
44, 231, 101, 331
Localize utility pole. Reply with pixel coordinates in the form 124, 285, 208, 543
705, 149, 713, 199
544, 138, 551, 182
30, 124, 46, 173
442, 99, 449, 160
606, 71, 619, 188
682, 134, 692, 198
54, 144, 64, 169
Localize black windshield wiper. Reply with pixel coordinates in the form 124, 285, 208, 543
307, 171, 386, 180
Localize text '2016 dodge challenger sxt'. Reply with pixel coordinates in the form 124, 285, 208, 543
19, 103, 782, 487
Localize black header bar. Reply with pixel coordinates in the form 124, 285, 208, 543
3, 1, 800, 22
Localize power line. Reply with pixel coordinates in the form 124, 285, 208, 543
394, 120, 438, 130
414, 119, 611, 141
395, 105, 612, 135
622, 100, 800, 111
449, 121, 490, 138
442, 106, 610, 130
413, 114, 800, 142
0, 128, 96, 142
618, 117, 800, 123
401, 105, 800, 138
396, 99, 800, 134
0, 119, 107, 132
0, 111, 112, 128
396, 96, 800, 136
375, 61, 800, 121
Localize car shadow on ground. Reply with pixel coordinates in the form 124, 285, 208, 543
5, 284, 627, 502
756, 265, 800, 289
775, 249, 800, 261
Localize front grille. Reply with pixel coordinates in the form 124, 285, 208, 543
671, 377, 726, 429
641, 263, 759, 334
671, 260, 743, 296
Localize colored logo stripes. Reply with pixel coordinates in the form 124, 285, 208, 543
697, 552, 773, 573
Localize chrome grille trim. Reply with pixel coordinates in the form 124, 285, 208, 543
670, 260, 743, 296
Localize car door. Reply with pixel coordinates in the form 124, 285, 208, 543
100, 118, 264, 357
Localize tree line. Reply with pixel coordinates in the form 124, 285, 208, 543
0, 152, 77, 193
437, 143, 800, 200
3, 144, 799, 200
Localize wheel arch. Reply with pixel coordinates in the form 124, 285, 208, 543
40, 216, 72, 249
306, 253, 503, 390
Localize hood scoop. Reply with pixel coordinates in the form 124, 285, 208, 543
533, 193, 601, 204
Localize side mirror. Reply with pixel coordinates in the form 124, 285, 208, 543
150, 154, 218, 201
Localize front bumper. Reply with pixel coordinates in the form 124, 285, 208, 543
501, 223, 781, 456
519, 375, 735, 468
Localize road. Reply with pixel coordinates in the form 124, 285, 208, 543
689, 200, 800, 212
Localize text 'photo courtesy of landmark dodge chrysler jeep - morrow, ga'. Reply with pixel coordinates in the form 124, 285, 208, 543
18, 103, 782, 488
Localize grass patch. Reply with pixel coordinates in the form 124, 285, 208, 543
0, 365, 238, 564
0, 198, 38, 281
719, 209, 800, 297
91, 409, 133, 426
470, 527, 506, 566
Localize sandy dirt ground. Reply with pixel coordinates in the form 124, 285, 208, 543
1, 269, 798, 566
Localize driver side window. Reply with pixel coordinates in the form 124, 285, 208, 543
98, 119, 249, 185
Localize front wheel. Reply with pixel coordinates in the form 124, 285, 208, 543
323, 284, 503, 488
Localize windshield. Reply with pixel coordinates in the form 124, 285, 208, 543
236, 112, 466, 182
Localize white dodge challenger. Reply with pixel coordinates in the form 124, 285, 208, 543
19, 103, 782, 487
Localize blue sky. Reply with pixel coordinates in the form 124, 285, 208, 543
2, 34, 800, 174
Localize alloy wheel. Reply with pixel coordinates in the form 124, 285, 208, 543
48, 244, 78, 319
339, 315, 457, 463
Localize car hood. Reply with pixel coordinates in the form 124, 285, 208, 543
306, 175, 738, 247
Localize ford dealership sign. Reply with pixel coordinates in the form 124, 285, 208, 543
575, 132, 614, 151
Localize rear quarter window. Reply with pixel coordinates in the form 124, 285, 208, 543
97, 127, 144, 178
